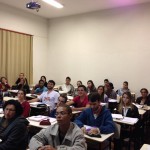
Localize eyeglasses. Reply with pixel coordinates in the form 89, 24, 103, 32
4, 108, 16, 112
55, 112, 68, 116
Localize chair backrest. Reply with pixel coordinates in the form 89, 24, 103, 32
113, 122, 121, 139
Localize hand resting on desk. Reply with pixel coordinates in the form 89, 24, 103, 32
81, 126, 101, 137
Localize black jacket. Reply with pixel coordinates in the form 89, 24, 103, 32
0, 116, 29, 150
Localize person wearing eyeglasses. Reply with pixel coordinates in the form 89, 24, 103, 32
50, 94, 67, 118
66, 85, 90, 111
29, 105, 87, 150
0, 100, 29, 150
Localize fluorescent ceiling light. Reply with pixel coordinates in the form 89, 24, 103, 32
42, 0, 63, 8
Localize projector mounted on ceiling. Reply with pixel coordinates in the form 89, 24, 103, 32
26, 0, 41, 12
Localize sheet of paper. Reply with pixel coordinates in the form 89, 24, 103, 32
112, 114, 123, 119
122, 117, 138, 124
108, 99, 117, 102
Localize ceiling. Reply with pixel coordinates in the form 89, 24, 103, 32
0, 0, 150, 19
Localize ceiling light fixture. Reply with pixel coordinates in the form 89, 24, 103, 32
42, 0, 63, 8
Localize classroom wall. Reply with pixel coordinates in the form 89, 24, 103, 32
48, 3, 150, 96
0, 3, 49, 84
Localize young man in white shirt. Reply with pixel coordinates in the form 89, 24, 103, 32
29, 80, 60, 111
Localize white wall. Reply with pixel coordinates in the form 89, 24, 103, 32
0, 3, 49, 84
48, 3, 150, 96
1, 3, 150, 96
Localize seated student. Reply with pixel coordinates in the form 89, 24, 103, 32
29, 105, 87, 150
117, 81, 130, 96
74, 80, 82, 96
60, 77, 75, 96
115, 91, 139, 118
50, 94, 67, 118
113, 92, 140, 150
66, 85, 90, 111
136, 88, 150, 106
97, 85, 108, 103
0, 100, 29, 150
104, 79, 109, 91
17, 89, 30, 118
87, 80, 97, 94
32, 76, 47, 91
15, 78, 30, 93
31, 79, 47, 95
74, 92, 115, 134
29, 80, 60, 111
15, 73, 28, 85
0, 77, 11, 92
105, 82, 117, 99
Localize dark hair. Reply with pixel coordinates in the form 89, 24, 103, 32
78, 85, 87, 92
140, 88, 148, 94
87, 80, 96, 88
57, 104, 72, 114
97, 85, 104, 95
3, 100, 23, 117
1, 77, 7, 81
59, 95, 67, 103
18, 89, 26, 96
109, 82, 114, 89
66, 77, 71, 81
77, 80, 82, 85
48, 80, 55, 86
124, 81, 128, 86
39, 79, 44, 84
88, 92, 101, 102
40, 76, 46, 82
104, 79, 109, 82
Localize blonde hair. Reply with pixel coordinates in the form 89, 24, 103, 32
118, 92, 134, 113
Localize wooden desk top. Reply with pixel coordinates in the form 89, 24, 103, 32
140, 144, 150, 150
8, 90, 18, 93
3, 97, 18, 101
27, 116, 57, 128
113, 116, 138, 125
84, 133, 114, 143
28, 118, 114, 143
138, 109, 146, 115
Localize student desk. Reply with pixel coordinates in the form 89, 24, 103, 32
26, 94, 38, 100
84, 133, 114, 150
113, 116, 139, 150
67, 96, 73, 100
27, 116, 114, 150
8, 90, 18, 97
3, 96, 18, 101
27, 116, 57, 129
140, 144, 150, 150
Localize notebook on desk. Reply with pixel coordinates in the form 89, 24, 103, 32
112, 114, 124, 119
28, 115, 56, 123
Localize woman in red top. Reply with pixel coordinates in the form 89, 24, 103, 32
17, 89, 30, 118
0, 77, 11, 92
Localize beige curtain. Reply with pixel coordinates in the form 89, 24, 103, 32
0, 29, 33, 85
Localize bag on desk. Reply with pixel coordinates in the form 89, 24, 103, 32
37, 104, 47, 108
86, 133, 101, 138
31, 94, 38, 98
39, 119, 51, 125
